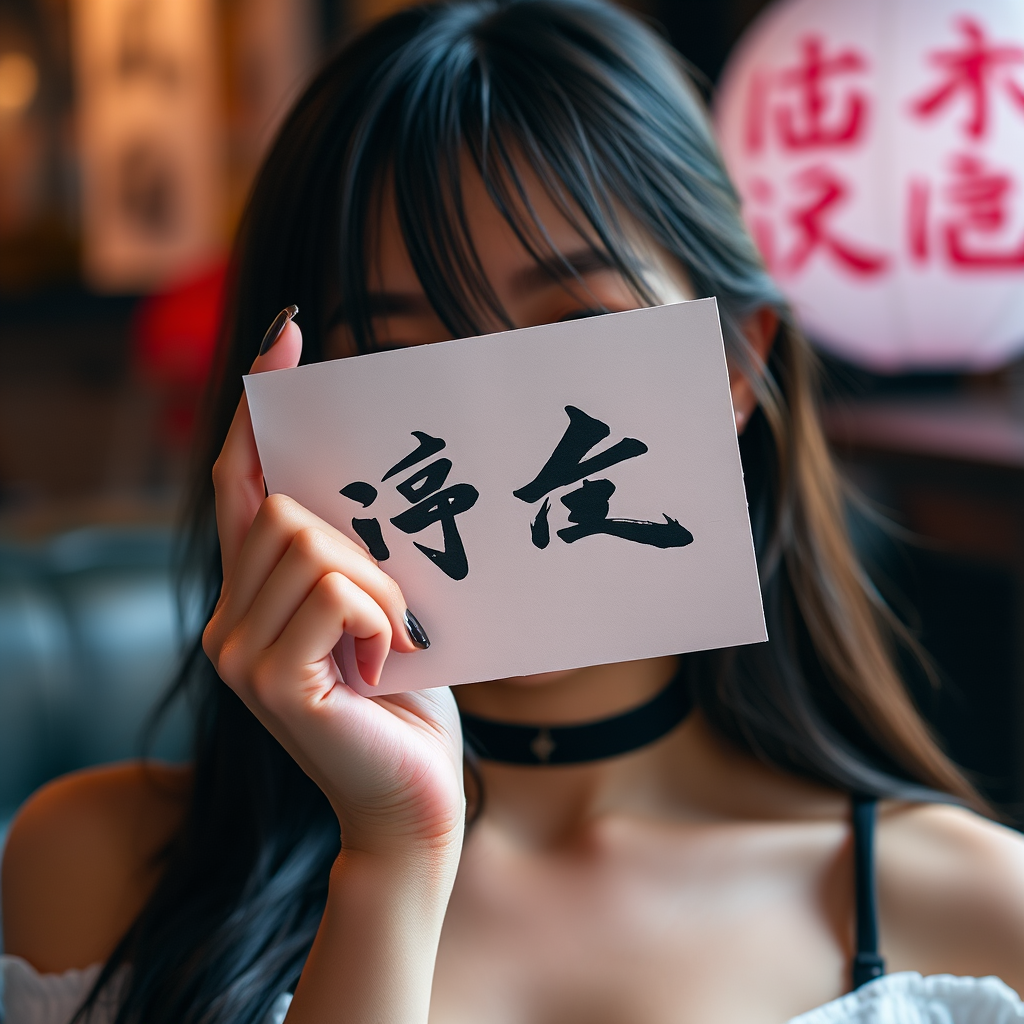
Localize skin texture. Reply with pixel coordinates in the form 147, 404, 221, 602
6, 167, 1024, 1024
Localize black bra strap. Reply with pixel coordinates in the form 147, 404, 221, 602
851, 795, 886, 989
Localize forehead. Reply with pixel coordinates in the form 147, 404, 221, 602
365, 152, 604, 292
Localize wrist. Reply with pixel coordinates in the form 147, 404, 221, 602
331, 826, 464, 900
336, 806, 466, 863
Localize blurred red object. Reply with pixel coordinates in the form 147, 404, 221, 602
131, 261, 227, 448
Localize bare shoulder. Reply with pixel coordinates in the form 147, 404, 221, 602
1, 760, 191, 973
878, 800, 1024, 990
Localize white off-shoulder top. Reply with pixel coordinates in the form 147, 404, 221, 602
0, 956, 291, 1024
2, 956, 1022, 1024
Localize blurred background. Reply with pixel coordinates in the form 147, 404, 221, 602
2, 0, 1024, 851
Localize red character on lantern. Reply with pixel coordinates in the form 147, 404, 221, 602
749, 166, 889, 278
944, 153, 1024, 267
746, 34, 870, 153
908, 155, 1024, 269
911, 17, 1024, 140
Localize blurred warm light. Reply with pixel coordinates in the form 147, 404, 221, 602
71, 0, 223, 292
0, 52, 38, 116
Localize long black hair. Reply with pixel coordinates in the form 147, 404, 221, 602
79, 2, 984, 1021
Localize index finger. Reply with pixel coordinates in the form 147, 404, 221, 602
213, 308, 302, 581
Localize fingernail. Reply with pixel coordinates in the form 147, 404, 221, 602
404, 609, 430, 649
259, 305, 299, 355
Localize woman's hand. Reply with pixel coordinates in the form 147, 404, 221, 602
202, 311, 465, 859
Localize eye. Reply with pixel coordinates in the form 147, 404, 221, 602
558, 307, 610, 322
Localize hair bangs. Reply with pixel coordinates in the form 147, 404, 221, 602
337, 1, 673, 351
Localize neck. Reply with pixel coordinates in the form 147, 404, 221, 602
454, 658, 846, 847
454, 657, 681, 844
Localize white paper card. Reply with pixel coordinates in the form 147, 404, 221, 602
245, 298, 766, 695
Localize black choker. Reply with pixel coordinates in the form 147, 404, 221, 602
459, 674, 692, 766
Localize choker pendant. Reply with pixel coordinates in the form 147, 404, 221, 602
459, 674, 692, 766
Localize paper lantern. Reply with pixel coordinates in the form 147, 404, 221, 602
716, 0, 1024, 371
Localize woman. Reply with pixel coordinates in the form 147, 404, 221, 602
5, 2, 1024, 1022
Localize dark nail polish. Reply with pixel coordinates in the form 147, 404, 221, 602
404, 609, 430, 650
259, 305, 299, 355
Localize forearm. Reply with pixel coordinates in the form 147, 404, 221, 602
285, 838, 462, 1024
